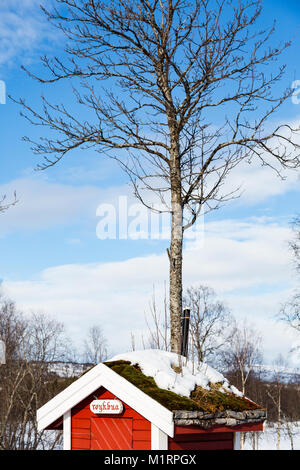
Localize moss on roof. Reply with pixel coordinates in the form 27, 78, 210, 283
104, 360, 259, 413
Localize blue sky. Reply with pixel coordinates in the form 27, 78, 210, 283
1, 0, 300, 363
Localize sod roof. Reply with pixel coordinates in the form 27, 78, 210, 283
104, 358, 260, 414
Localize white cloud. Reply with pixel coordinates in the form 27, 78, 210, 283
218, 159, 300, 207
184, 218, 295, 291
0, 177, 130, 236
0, 1, 57, 70
2, 216, 296, 361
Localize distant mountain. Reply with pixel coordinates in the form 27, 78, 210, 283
48, 361, 91, 378
252, 364, 300, 383
47, 361, 300, 384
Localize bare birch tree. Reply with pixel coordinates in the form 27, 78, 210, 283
142, 284, 170, 351
221, 319, 263, 395
15, 0, 300, 353
265, 355, 288, 450
221, 319, 263, 449
83, 325, 108, 364
184, 285, 232, 364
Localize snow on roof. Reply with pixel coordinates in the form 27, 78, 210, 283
108, 349, 243, 399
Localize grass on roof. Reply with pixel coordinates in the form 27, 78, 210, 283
104, 360, 259, 413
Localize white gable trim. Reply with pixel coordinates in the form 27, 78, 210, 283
37, 363, 174, 437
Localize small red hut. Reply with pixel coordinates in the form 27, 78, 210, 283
37, 350, 266, 451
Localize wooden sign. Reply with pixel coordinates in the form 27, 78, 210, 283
90, 399, 123, 415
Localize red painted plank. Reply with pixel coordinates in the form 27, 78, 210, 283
133, 429, 151, 441
174, 432, 233, 442
72, 438, 90, 450
72, 418, 90, 429
169, 439, 233, 451
175, 422, 263, 434
133, 419, 151, 431
231, 423, 264, 432
72, 408, 92, 418
132, 441, 151, 450
123, 410, 145, 419
72, 429, 90, 439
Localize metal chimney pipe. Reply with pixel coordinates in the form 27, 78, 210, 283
180, 308, 190, 357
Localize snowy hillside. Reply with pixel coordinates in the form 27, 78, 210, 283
48, 361, 91, 378
252, 364, 300, 383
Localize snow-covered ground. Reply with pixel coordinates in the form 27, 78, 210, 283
244, 422, 300, 450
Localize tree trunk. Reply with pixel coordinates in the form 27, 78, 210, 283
169, 164, 183, 354
277, 377, 281, 450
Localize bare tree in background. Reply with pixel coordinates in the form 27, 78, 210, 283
144, 284, 170, 351
184, 285, 232, 364
0, 297, 73, 450
16, 0, 300, 354
222, 319, 263, 395
280, 293, 300, 334
221, 319, 263, 449
83, 325, 108, 364
130, 284, 169, 351
289, 216, 300, 274
265, 355, 286, 451
280, 217, 300, 334
0, 192, 17, 214
28, 312, 72, 363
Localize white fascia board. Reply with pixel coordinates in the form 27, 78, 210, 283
37, 364, 174, 437
37, 363, 107, 427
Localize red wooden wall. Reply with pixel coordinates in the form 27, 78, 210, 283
169, 425, 234, 450
66, 387, 262, 451
71, 386, 151, 450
